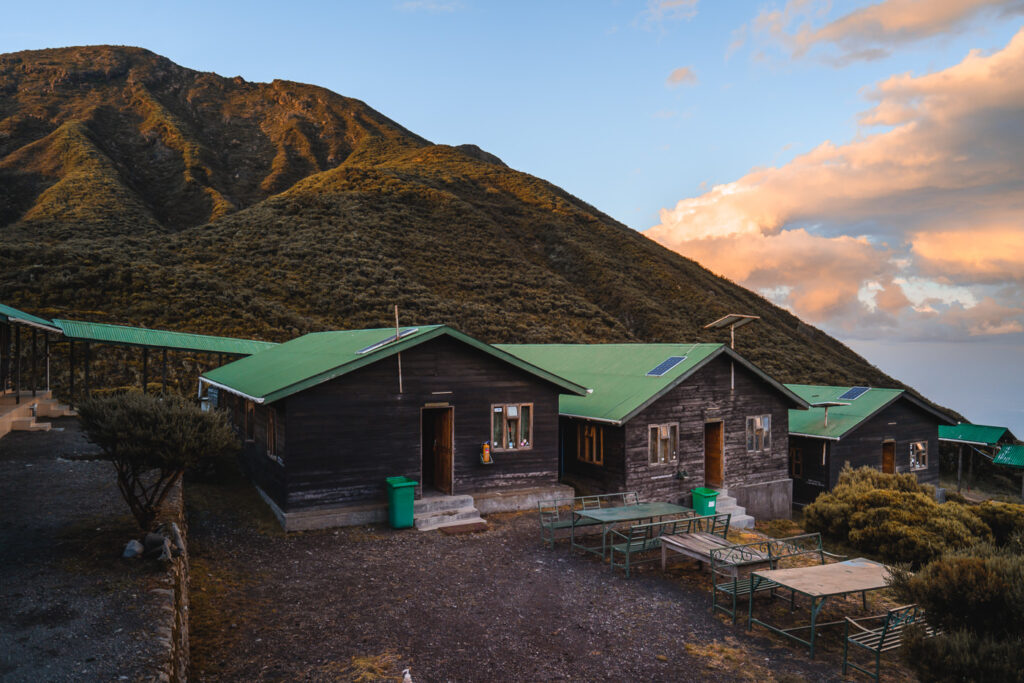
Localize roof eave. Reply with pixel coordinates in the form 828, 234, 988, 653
560, 413, 623, 426
7, 316, 62, 334
199, 376, 266, 404
789, 431, 842, 441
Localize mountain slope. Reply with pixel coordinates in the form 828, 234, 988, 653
1, 45, 915, 394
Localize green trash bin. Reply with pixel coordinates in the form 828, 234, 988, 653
385, 476, 418, 529
691, 487, 719, 515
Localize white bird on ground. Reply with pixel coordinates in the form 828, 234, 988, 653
402, 668, 413, 683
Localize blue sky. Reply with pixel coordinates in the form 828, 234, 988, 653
5, 1, 1023, 435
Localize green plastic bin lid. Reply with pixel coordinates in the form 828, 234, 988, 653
691, 487, 719, 496
386, 476, 418, 487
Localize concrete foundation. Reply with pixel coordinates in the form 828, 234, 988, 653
729, 478, 793, 520
257, 483, 574, 532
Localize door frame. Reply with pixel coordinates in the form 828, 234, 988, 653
420, 405, 455, 495
703, 419, 725, 488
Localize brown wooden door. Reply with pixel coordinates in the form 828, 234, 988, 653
882, 441, 895, 474
433, 408, 454, 494
704, 421, 724, 488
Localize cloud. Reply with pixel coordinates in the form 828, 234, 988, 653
746, 0, 1024, 64
666, 66, 698, 87
646, 28, 1024, 340
642, 0, 700, 24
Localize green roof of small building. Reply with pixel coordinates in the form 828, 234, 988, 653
938, 423, 1012, 446
786, 385, 906, 440
54, 319, 278, 356
202, 325, 588, 404
0, 302, 61, 332
993, 444, 1024, 469
497, 343, 807, 425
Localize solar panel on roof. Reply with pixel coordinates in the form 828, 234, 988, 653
838, 386, 870, 400
646, 356, 687, 377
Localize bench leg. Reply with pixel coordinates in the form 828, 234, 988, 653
661, 545, 667, 572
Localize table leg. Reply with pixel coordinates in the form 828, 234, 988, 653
809, 596, 828, 659
747, 575, 758, 630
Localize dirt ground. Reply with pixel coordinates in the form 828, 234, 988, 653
186, 471, 915, 683
0, 417, 166, 682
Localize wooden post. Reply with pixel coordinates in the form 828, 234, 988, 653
968, 446, 974, 490
44, 335, 50, 392
83, 342, 90, 397
69, 341, 76, 400
31, 328, 37, 397
161, 349, 167, 394
395, 304, 403, 394
957, 444, 963, 493
142, 348, 149, 394
14, 325, 20, 404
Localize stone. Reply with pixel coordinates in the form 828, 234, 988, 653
144, 532, 166, 550
122, 539, 144, 558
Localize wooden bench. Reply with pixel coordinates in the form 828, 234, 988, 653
843, 604, 939, 681
606, 516, 720, 581
659, 512, 734, 570
609, 513, 731, 578
709, 532, 845, 624
537, 492, 640, 549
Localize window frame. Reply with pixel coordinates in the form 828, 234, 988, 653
266, 406, 281, 463
909, 440, 928, 470
746, 414, 772, 453
577, 423, 604, 466
648, 423, 679, 465
490, 402, 534, 452
790, 446, 803, 478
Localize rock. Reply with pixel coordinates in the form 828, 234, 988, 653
144, 532, 165, 550
122, 539, 144, 558
655, 654, 668, 662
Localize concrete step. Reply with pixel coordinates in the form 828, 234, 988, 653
415, 505, 485, 531
11, 418, 51, 432
414, 494, 475, 515
35, 402, 76, 418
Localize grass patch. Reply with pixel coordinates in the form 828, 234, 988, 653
684, 637, 777, 681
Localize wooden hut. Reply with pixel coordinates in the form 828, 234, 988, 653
200, 326, 586, 530
498, 343, 809, 522
786, 385, 956, 506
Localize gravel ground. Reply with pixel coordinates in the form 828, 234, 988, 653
187, 476, 858, 682
0, 418, 165, 682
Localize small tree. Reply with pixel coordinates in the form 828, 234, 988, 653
78, 392, 238, 529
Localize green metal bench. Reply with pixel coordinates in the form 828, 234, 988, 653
843, 604, 938, 681
710, 532, 846, 624
537, 491, 640, 549
609, 512, 729, 578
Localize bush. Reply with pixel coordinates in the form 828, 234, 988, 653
971, 501, 1024, 546
804, 465, 991, 566
78, 392, 238, 529
889, 539, 1024, 681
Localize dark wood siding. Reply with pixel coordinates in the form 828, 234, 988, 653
790, 435, 830, 506
560, 417, 627, 494
623, 354, 793, 503
276, 336, 562, 510
828, 397, 943, 488
221, 392, 288, 508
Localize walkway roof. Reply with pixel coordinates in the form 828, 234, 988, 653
993, 444, 1024, 469
201, 325, 589, 404
497, 343, 808, 425
53, 319, 278, 356
0, 302, 61, 333
939, 423, 1014, 447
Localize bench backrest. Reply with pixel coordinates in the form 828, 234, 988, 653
881, 605, 923, 639
710, 538, 772, 576
678, 512, 731, 538
616, 512, 711, 541
768, 533, 826, 565
537, 491, 641, 521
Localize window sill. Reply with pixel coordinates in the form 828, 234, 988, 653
493, 447, 534, 453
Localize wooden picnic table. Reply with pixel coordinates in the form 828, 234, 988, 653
570, 502, 692, 558
660, 531, 740, 571
748, 558, 892, 659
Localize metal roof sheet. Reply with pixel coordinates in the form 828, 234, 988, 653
201, 326, 588, 404
994, 444, 1024, 468
53, 319, 278, 356
0, 302, 61, 332
938, 423, 1011, 446
497, 343, 807, 424
786, 384, 904, 439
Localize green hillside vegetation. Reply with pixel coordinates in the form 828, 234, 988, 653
0, 45, 946, 403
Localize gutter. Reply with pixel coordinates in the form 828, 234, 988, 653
198, 377, 266, 404
560, 413, 622, 426
789, 431, 841, 442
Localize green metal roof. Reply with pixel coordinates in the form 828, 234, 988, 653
939, 423, 1012, 447
201, 326, 588, 404
0, 302, 61, 332
54, 319, 278, 356
786, 385, 905, 440
993, 444, 1024, 469
497, 343, 807, 425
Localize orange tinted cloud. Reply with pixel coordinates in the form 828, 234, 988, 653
666, 66, 698, 86
647, 28, 1024, 338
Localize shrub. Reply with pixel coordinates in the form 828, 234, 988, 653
971, 501, 1024, 546
78, 392, 238, 529
804, 465, 991, 566
889, 539, 1024, 682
